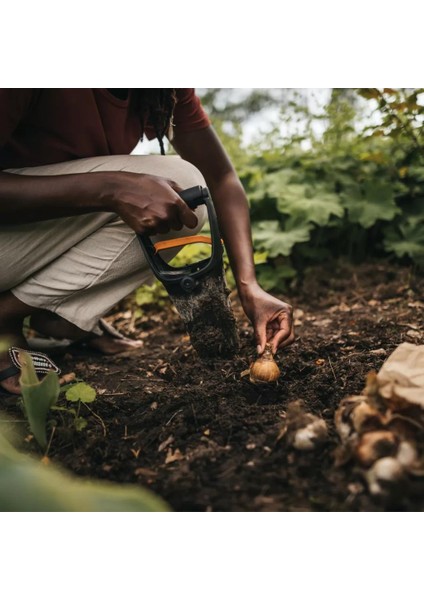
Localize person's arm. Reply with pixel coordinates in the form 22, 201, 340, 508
0, 170, 197, 233
0, 88, 195, 232
171, 125, 294, 354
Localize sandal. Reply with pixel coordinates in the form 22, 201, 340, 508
27, 318, 142, 358
0, 346, 61, 389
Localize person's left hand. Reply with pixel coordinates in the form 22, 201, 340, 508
240, 283, 294, 354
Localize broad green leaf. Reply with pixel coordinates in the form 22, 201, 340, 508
276, 185, 344, 226
384, 216, 424, 265
253, 169, 344, 227
19, 353, 60, 448
257, 264, 297, 291
341, 181, 400, 228
0, 431, 169, 512
248, 169, 297, 202
406, 165, 424, 183
66, 382, 96, 404
252, 220, 312, 257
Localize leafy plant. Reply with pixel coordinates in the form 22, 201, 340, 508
0, 430, 168, 512
135, 282, 169, 315
341, 181, 400, 229
132, 89, 424, 299
17, 351, 99, 445
52, 381, 98, 432
19, 352, 60, 448
384, 215, 424, 267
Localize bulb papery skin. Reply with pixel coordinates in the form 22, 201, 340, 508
249, 345, 280, 383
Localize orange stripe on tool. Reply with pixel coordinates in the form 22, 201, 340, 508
153, 235, 214, 253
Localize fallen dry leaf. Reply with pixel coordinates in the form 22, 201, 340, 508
134, 467, 157, 478
158, 435, 174, 453
165, 448, 184, 464
59, 372, 76, 385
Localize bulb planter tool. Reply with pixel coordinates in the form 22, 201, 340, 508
137, 186, 239, 359
137, 186, 223, 296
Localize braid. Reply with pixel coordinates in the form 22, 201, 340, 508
135, 89, 177, 155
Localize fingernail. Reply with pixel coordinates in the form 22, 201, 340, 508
256, 345, 262, 354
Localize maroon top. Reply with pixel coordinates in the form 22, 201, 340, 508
0, 88, 211, 170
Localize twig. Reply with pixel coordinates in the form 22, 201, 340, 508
327, 355, 337, 381
44, 425, 56, 459
83, 402, 107, 437
165, 409, 183, 426
190, 402, 198, 428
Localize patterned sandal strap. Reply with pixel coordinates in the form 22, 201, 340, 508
9, 347, 61, 375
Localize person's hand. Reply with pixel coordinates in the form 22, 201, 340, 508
102, 171, 198, 235
240, 283, 294, 354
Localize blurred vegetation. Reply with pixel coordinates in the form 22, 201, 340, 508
0, 344, 168, 511
136, 88, 423, 305
201, 88, 424, 291
0, 429, 168, 511
202, 88, 424, 292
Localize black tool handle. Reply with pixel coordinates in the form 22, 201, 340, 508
179, 186, 209, 210
137, 186, 223, 294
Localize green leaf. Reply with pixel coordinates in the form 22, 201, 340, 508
252, 220, 312, 257
384, 216, 424, 265
0, 431, 169, 512
135, 282, 168, 307
253, 250, 269, 265
19, 353, 60, 448
253, 169, 344, 227
74, 417, 88, 432
276, 185, 344, 226
341, 181, 400, 228
256, 264, 297, 291
66, 382, 96, 404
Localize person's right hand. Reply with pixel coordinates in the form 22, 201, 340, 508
102, 171, 198, 235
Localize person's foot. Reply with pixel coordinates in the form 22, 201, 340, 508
30, 312, 143, 356
85, 333, 143, 355
0, 334, 28, 395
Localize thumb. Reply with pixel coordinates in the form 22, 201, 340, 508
254, 318, 267, 355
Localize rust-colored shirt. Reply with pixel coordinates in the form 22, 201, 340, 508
0, 88, 210, 170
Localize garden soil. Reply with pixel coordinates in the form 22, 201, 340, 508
5, 260, 424, 511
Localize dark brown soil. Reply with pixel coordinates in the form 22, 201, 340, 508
5, 260, 424, 511
170, 267, 239, 358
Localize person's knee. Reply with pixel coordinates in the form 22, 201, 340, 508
124, 155, 206, 190
169, 157, 206, 190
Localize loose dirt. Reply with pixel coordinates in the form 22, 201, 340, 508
5, 260, 424, 511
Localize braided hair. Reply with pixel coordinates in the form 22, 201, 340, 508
134, 88, 177, 155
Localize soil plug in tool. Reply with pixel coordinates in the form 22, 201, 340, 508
138, 186, 239, 358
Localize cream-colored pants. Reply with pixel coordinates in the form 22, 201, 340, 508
0, 155, 207, 332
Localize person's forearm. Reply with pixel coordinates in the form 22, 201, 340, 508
171, 126, 259, 298
0, 171, 110, 224
207, 171, 258, 296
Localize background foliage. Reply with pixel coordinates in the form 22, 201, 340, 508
133, 88, 423, 308
200, 88, 424, 293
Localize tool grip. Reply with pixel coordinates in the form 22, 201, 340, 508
179, 186, 207, 210
138, 185, 222, 294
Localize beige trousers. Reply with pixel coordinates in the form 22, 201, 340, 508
0, 155, 207, 333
